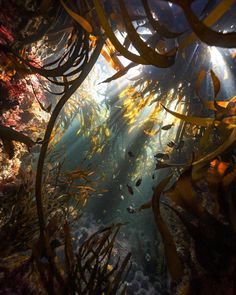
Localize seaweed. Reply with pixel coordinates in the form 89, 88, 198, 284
1, 0, 236, 294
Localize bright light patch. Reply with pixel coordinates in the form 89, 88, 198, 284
127, 65, 142, 79
209, 46, 225, 66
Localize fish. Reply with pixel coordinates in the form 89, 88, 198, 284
127, 184, 134, 195
127, 206, 136, 214
161, 123, 174, 130
167, 141, 175, 148
128, 151, 135, 157
135, 178, 142, 187
154, 153, 170, 160
175, 140, 185, 150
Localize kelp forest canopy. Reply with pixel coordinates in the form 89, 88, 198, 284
0, 0, 236, 294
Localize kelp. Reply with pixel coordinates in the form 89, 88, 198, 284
162, 105, 215, 127
210, 69, 220, 98
151, 91, 236, 293
1, 0, 236, 293
60, 0, 93, 33
118, 0, 177, 68
0, 150, 130, 293
100, 62, 137, 84
0, 22, 104, 291
93, 0, 148, 65
193, 127, 236, 166
35, 39, 104, 239
71, 224, 131, 294
170, 0, 236, 48
195, 69, 206, 101
141, 0, 183, 39
162, 157, 236, 294
152, 174, 184, 281
162, 104, 236, 129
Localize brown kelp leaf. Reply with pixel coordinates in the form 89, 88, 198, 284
109, 252, 132, 293
127, 184, 134, 195
223, 165, 236, 188
162, 104, 215, 127
161, 123, 174, 130
204, 99, 230, 118
93, 0, 147, 65
166, 170, 204, 217
171, 0, 236, 48
123, 35, 131, 48
138, 200, 152, 212
155, 161, 187, 170
152, 174, 183, 280
214, 101, 228, 115
64, 220, 74, 271
222, 116, 236, 126
100, 46, 124, 72
86, 256, 100, 291
141, 0, 183, 38
2, 139, 15, 159
197, 125, 213, 155
204, 100, 228, 111
118, 0, 177, 68
162, 202, 228, 274
100, 62, 137, 84
195, 70, 206, 100
193, 127, 236, 166
155, 161, 170, 170
135, 178, 142, 187
210, 70, 220, 98
60, 0, 93, 33
205, 100, 234, 119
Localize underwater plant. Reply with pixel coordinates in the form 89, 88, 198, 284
1, 0, 236, 294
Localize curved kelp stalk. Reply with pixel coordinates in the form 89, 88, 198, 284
0, 32, 89, 91
34, 38, 104, 288
93, 0, 149, 65
152, 175, 184, 281
60, 0, 93, 33
118, 0, 177, 68
169, 0, 236, 48
141, 0, 183, 38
